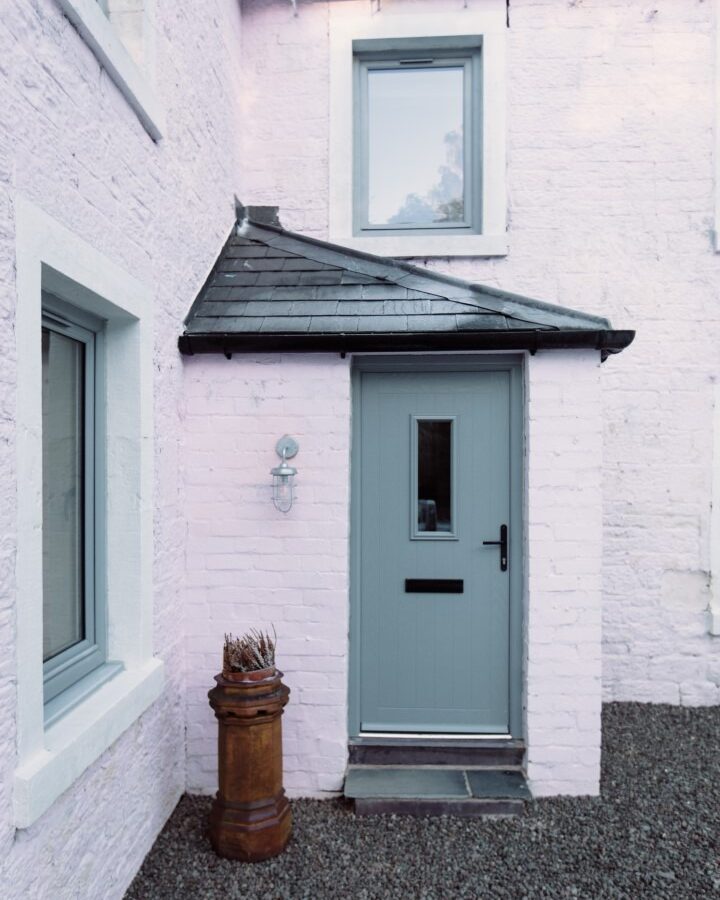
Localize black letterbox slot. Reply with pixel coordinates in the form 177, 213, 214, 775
405, 579, 464, 593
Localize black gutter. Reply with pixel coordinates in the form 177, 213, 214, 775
179, 329, 635, 360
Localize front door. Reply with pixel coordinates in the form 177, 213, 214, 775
355, 367, 517, 734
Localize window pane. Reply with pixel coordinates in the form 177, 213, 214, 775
367, 66, 464, 227
417, 420, 452, 533
42, 328, 85, 661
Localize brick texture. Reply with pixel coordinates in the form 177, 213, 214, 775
182, 354, 352, 797
239, 0, 720, 710
526, 351, 603, 796
0, 0, 243, 897
182, 350, 604, 799
1, 2, 719, 894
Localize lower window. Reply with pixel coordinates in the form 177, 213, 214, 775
41, 294, 107, 714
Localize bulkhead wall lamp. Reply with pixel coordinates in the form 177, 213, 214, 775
271, 436, 298, 513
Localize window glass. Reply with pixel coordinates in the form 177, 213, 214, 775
41, 328, 86, 661
417, 419, 452, 533
367, 66, 464, 228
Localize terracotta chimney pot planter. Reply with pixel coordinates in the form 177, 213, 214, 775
207, 666, 291, 861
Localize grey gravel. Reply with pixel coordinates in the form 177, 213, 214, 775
125, 704, 720, 899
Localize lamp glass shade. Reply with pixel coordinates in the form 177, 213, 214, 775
271, 460, 296, 513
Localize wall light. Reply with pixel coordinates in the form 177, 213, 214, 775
271, 436, 298, 513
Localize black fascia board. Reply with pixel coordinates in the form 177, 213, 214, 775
178, 329, 635, 359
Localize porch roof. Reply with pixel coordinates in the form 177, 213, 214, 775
179, 209, 634, 360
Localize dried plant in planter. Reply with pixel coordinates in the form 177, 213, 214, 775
223, 628, 276, 674
209, 625, 291, 860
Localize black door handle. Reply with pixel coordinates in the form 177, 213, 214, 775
482, 524, 508, 572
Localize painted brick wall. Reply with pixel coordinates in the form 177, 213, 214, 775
525, 351, 603, 796
239, 0, 720, 706
182, 354, 352, 797
0, 1, 243, 897
182, 349, 604, 798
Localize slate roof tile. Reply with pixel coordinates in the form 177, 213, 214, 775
259, 316, 311, 333
406, 314, 461, 332
181, 217, 633, 357
234, 257, 290, 271
311, 316, 360, 333
283, 258, 340, 272
245, 300, 291, 316
256, 272, 300, 285
228, 246, 268, 258
271, 286, 319, 301
216, 272, 259, 286
298, 270, 344, 286
317, 285, 363, 300
289, 301, 339, 316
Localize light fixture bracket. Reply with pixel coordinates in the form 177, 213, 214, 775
275, 435, 299, 461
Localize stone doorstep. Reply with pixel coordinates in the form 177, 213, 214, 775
347, 738, 526, 768
344, 766, 531, 818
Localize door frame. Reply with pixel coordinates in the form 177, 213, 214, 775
348, 354, 525, 739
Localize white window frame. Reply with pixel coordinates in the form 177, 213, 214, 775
14, 196, 163, 828
329, 5, 507, 258
56, 0, 164, 141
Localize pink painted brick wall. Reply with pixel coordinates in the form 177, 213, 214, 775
182, 354, 352, 796
239, 0, 720, 706
182, 348, 605, 798
525, 351, 603, 796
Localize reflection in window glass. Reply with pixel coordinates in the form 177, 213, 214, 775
417, 420, 452, 533
367, 66, 464, 227
42, 328, 85, 661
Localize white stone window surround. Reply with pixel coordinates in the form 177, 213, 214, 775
14, 196, 163, 828
56, 0, 164, 141
329, 2, 507, 258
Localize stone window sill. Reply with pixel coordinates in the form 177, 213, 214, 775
56, 0, 164, 141
14, 659, 164, 828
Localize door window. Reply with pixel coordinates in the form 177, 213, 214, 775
413, 416, 456, 539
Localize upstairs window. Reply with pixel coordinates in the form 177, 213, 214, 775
353, 43, 482, 237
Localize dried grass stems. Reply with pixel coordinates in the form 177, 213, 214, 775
223, 627, 277, 673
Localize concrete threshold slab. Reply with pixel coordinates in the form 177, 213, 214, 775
344, 766, 469, 799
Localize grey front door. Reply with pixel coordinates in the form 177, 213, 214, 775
356, 369, 514, 734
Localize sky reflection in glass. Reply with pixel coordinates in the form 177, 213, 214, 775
367, 66, 464, 227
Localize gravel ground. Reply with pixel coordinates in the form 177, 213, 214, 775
126, 704, 720, 900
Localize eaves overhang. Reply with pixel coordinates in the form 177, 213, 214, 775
178, 328, 635, 360
179, 208, 635, 362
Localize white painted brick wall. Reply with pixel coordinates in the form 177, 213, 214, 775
0, 0, 243, 896
182, 355, 352, 797
525, 351, 603, 796
239, 0, 720, 708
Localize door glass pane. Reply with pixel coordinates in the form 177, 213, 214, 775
417, 420, 452, 533
42, 327, 85, 661
367, 66, 464, 227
